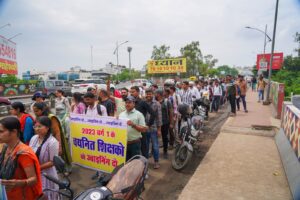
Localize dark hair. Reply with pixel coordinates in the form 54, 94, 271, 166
73, 92, 83, 103
33, 102, 49, 116
35, 116, 52, 158
164, 89, 171, 95
155, 89, 164, 96
0, 117, 21, 134
170, 86, 176, 92
57, 89, 64, 95
145, 88, 153, 94
87, 87, 95, 92
131, 86, 140, 92
121, 87, 128, 92
143, 83, 147, 86
11, 102, 25, 113
183, 81, 189, 85
100, 89, 109, 97
152, 84, 158, 89
84, 92, 95, 99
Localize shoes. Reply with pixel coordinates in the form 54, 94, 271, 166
154, 162, 160, 169
229, 113, 236, 117
245, 110, 248, 113
163, 152, 168, 159
145, 173, 149, 180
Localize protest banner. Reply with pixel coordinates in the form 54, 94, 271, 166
70, 114, 127, 173
0, 35, 17, 75
147, 58, 186, 74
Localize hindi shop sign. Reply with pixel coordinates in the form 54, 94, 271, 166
0, 35, 17, 75
70, 114, 127, 173
147, 58, 186, 74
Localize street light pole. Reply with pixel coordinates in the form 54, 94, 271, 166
0, 23, 11, 30
127, 46, 132, 79
266, 0, 280, 104
113, 40, 128, 67
245, 25, 272, 55
8, 33, 22, 41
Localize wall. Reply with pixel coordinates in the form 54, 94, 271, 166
0, 83, 36, 96
276, 102, 300, 199
269, 81, 285, 119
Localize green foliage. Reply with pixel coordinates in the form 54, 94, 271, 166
216, 65, 239, 77
204, 54, 218, 69
111, 69, 141, 81
283, 55, 300, 71
272, 69, 300, 96
151, 45, 171, 60
207, 68, 219, 77
180, 41, 203, 77
0, 75, 38, 84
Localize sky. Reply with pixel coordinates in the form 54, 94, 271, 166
0, 0, 299, 75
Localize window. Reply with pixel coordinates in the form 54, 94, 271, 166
55, 81, 63, 86
37, 81, 45, 88
46, 81, 55, 87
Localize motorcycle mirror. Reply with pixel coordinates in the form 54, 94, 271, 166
53, 155, 65, 174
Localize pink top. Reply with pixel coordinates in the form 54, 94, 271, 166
72, 102, 86, 114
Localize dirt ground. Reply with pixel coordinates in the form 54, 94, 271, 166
68, 105, 230, 199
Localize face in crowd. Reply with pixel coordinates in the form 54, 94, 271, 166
146, 91, 153, 102
130, 88, 139, 98
121, 89, 129, 100
84, 96, 95, 107
125, 100, 135, 111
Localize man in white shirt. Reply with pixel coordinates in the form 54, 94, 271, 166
83, 92, 108, 117
189, 81, 201, 100
180, 81, 193, 105
212, 80, 222, 112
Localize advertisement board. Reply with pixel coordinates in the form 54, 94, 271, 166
70, 114, 127, 173
256, 52, 283, 70
147, 58, 186, 74
0, 35, 17, 75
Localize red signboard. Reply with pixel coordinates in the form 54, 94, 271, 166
0, 35, 17, 75
256, 52, 283, 70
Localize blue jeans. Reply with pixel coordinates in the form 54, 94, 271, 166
146, 131, 159, 162
212, 96, 221, 112
258, 90, 264, 101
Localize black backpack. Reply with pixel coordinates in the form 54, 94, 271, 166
85, 104, 102, 116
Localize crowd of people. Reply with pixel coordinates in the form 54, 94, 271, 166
0, 74, 258, 199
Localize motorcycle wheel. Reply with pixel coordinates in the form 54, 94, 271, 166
172, 143, 193, 171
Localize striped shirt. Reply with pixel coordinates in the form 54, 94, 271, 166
180, 89, 193, 105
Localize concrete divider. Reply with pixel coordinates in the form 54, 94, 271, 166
276, 102, 300, 199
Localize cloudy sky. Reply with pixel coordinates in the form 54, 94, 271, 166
0, 0, 299, 74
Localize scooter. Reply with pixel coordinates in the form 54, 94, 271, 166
43, 155, 148, 200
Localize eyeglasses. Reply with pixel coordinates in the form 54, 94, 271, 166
33, 125, 45, 129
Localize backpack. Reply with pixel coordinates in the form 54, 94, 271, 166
85, 104, 102, 116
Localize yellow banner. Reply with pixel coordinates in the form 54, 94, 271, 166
70, 114, 127, 173
147, 58, 186, 74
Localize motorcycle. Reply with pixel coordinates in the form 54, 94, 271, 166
172, 103, 204, 171
43, 155, 148, 200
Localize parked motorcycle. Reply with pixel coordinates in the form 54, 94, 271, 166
172, 103, 204, 171
43, 155, 148, 200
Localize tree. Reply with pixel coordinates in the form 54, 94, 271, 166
0, 75, 18, 84
216, 65, 239, 77
180, 41, 203, 77
204, 54, 218, 69
112, 69, 141, 81
151, 45, 171, 60
283, 55, 300, 71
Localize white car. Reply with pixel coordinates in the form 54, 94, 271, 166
71, 79, 115, 94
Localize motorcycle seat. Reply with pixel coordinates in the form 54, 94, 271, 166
107, 159, 145, 200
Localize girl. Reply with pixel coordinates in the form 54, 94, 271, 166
30, 116, 59, 199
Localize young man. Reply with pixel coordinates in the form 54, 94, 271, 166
180, 81, 193, 105
155, 89, 173, 159
145, 89, 162, 169
83, 92, 107, 117
119, 96, 148, 161
130, 86, 155, 158
99, 89, 115, 116
121, 87, 129, 101
226, 75, 237, 116
164, 89, 175, 149
257, 75, 266, 102
236, 76, 248, 112
212, 80, 222, 112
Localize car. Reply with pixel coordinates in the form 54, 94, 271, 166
0, 97, 11, 106
36, 80, 72, 100
131, 79, 152, 88
71, 79, 115, 94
